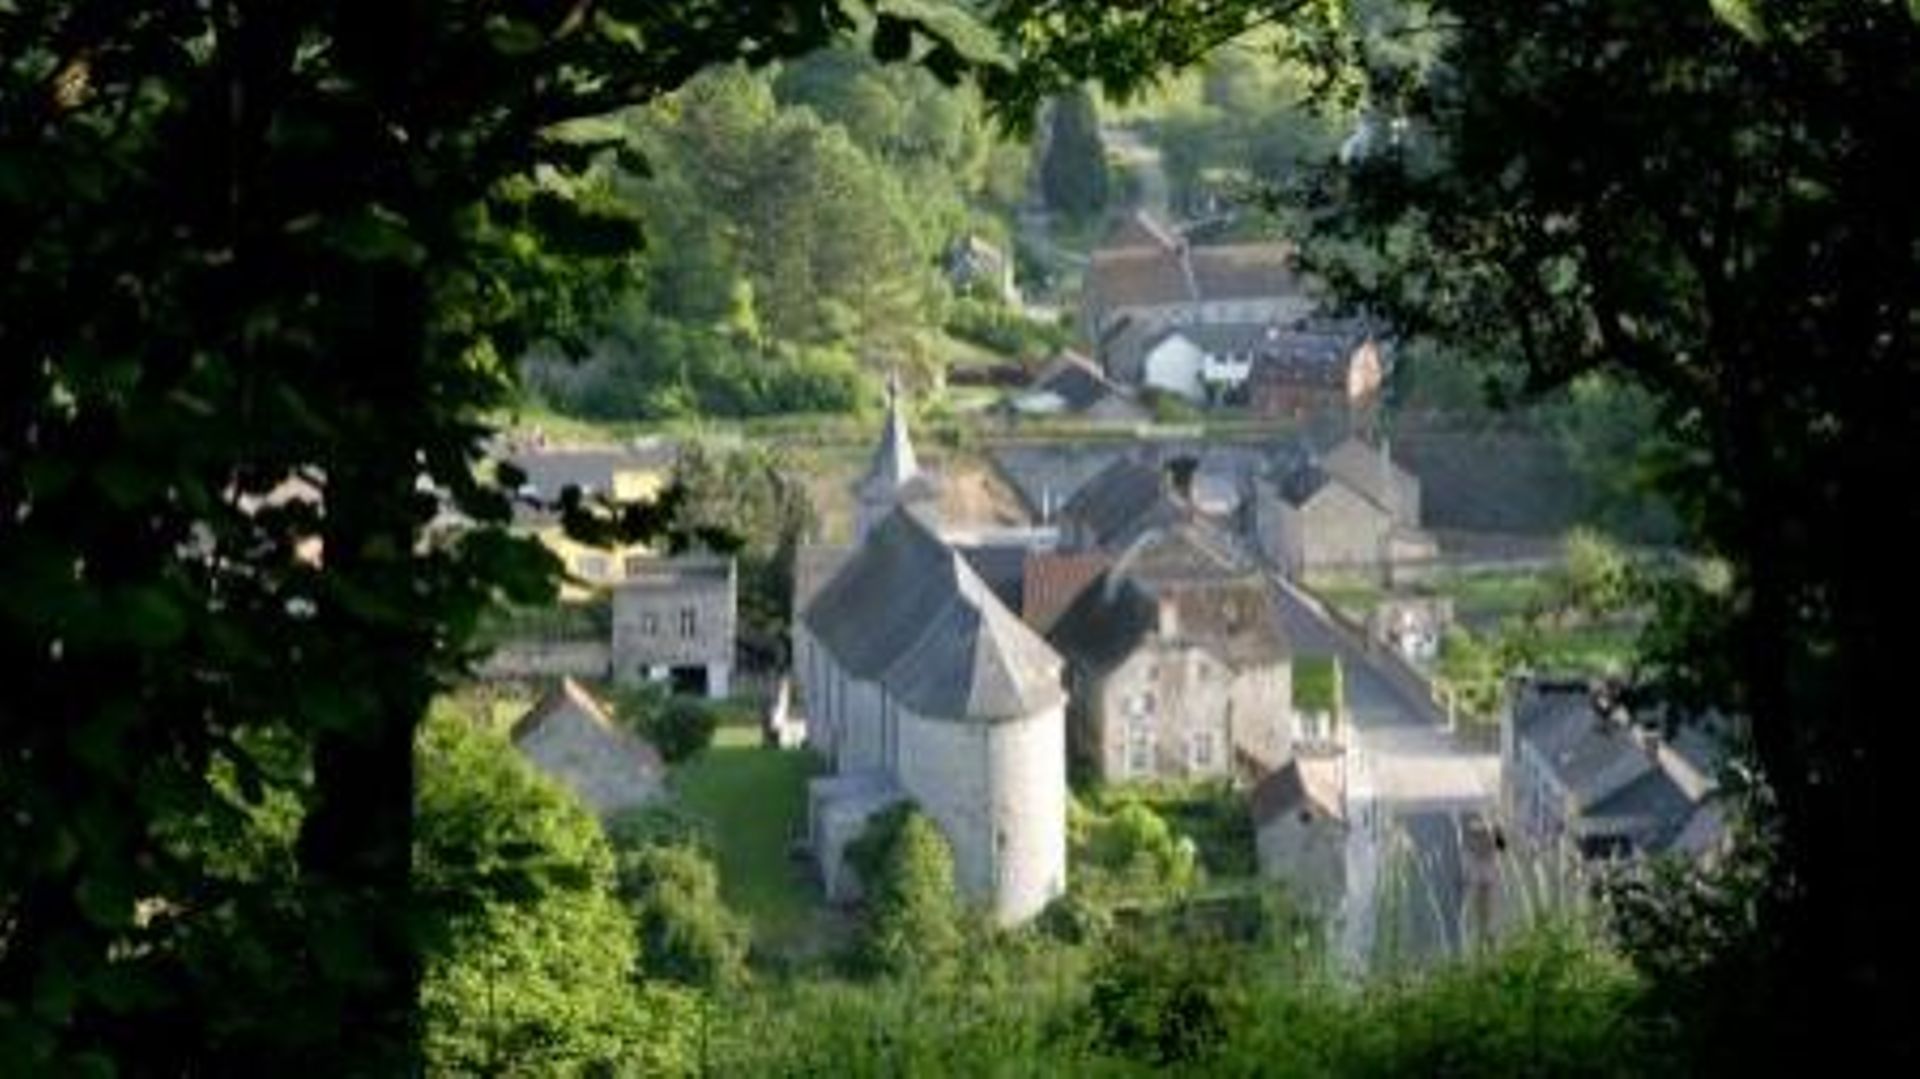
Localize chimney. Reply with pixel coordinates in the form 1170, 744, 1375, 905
1156, 593, 1180, 638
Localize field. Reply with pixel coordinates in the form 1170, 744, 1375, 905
670, 725, 826, 949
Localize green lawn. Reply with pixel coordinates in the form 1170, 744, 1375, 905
671, 726, 824, 946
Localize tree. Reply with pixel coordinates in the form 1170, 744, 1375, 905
1039, 88, 1109, 219
846, 806, 963, 977
606, 832, 750, 990
0, 3, 994, 1070
414, 709, 662, 1074
610, 683, 721, 766
987, 0, 1920, 1063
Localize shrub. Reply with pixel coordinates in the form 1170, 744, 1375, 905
846, 805, 963, 977
1085, 930, 1250, 1068
611, 841, 750, 989
610, 683, 720, 764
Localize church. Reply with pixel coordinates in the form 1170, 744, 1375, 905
793, 378, 1069, 924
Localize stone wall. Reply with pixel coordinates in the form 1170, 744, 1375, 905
1087, 644, 1291, 783
477, 640, 610, 681
893, 705, 1067, 924
515, 707, 662, 816
610, 569, 735, 681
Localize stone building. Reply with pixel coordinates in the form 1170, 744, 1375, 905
1083, 211, 1315, 382
1003, 351, 1148, 424
611, 554, 736, 698
1046, 523, 1295, 783
1247, 331, 1384, 423
1502, 678, 1728, 868
794, 390, 1067, 925
1252, 750, 1348, 912
1253, 436, 1436, 582
502, 439, 679, 596
797, 508, 1069, 924
511, 678, 665, 816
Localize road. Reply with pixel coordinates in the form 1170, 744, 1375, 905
1269, 577, 1500, 973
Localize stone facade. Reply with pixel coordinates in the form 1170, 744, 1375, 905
1252, 752, 1348, 913
511, 678, 665, 816
611, 554, 736, 697
1254, 437, 1434, 582
1074, 638, 1292, 783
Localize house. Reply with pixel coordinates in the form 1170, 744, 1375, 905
1018, 550, 1112, 633
1136, 322, 1282, 403
502, 440, 679, 595
1247, 330, 1384, 422
793, 387, 1067, 925
1046, 523, 1295, 783
1083, 210, 1314, 381
511, 678, 665, 816
1053, 455, 1187, 552
610, 554, 737, 698
1252, 750, 1348, 912
1501, 678, 1729, 869
1252, 436, 1436, 582
1004, 351, 1148, 423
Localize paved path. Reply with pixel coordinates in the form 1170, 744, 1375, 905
1270, 575, 1500, 971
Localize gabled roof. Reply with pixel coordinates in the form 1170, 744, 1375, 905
1320, 437, 1410, 514
1252, 756, 1346, 826
511, 678, 664, 772
1058, 457, 1184, 549
802, 509, 1064, 721
503, 443, 680, 522
1154, 321, 1289, 359
1030, 351, 1127, 412
1020, 550, 1112, 633
1103, 209, 1184, 252
1188, 244, 1300, 301
1086, 248, 1194, 314
1048, 529, 1286, 676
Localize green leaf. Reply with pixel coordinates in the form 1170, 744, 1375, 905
324, 205, 426, 266
75, 870, 134, 929
1708, 0, 1768, 43
120, 586, 188, 648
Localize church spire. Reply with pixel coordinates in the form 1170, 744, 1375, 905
853, 369, 935, 542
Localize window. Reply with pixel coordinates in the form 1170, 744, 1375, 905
642, 613, 659, 636
1126, 723, 1154, 777
679, 607, 697, 638
1191, 730, 1218, 770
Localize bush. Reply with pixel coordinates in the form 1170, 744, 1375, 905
610, 841, 751, 989
944, 296, 1069, 360
610, 683, 720, 764
1085, 930, 1250, 1068
1069, 794, 1202, 905
846, 805, 963, 977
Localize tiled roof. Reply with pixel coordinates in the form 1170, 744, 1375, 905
1020, 551, 1112, 633
802, 509, 1064, 721
1086, 248, 1193, 314
1251, 756, 1345, 826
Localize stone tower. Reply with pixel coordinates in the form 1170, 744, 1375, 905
852, 371, 938, 543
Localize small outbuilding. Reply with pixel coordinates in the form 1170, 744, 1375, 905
511, 678, 665, 817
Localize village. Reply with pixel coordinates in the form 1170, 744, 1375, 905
471, 206, 1730, 973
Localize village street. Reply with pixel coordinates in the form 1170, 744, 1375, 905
1269, 576, 1501, 972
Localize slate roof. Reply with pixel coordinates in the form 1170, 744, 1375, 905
1158, 321, 1290, 360
1048, 527, 1286, 675
1189, 244, 1300, 301
1087, 248, 1193, 314
503, 443, 679, 521
1030, 352, 1127, 412
1248, 331, 1362, 388
958, 543, 1030, 614
1058, 457, 1185, 549
1511, 680, 1727, 856
802, 509, 1064, 721
511, 678, 664, 773
1103, 209, 1183, 252
855, 375, 936, 505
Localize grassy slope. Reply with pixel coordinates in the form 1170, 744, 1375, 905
670, 725, 823, 945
